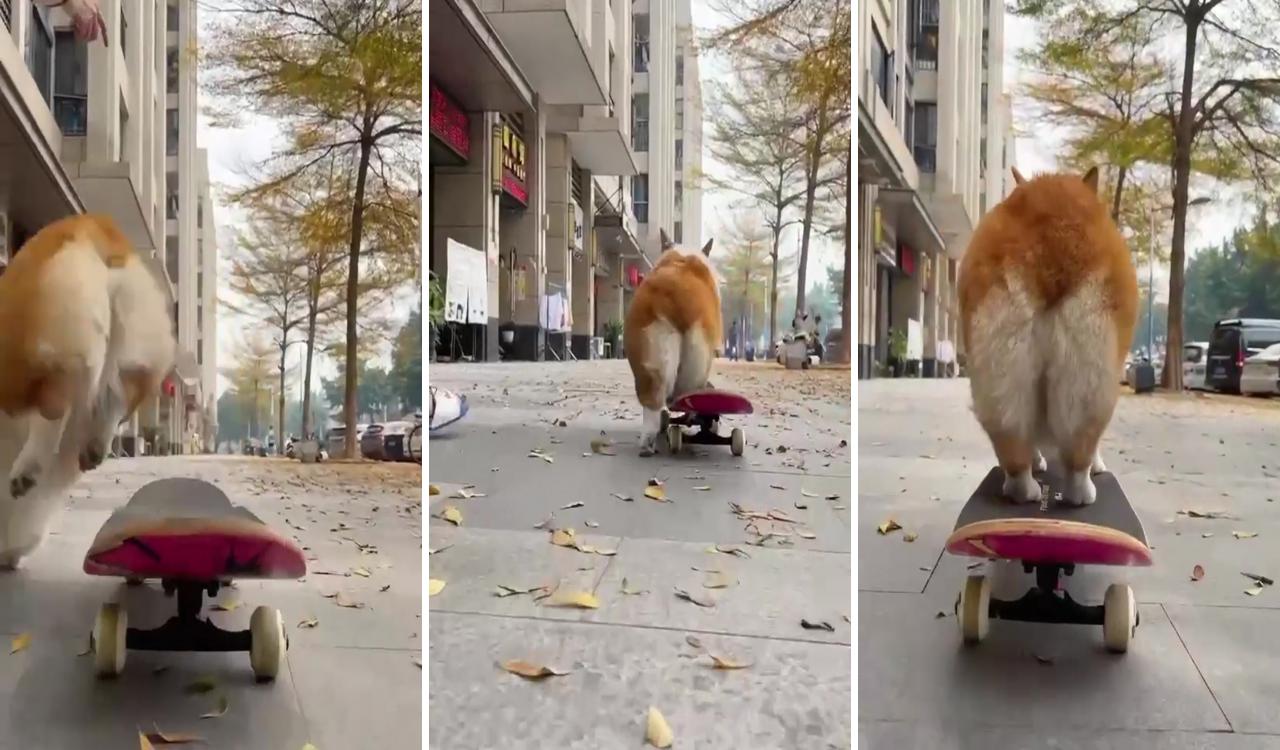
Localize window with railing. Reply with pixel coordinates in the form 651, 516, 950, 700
53, 31, 87, 135
634, 14, 649, 73
914, 0, 940, 70
27, 6, 53, 106
632, 175, 649, 224
676, 55, 684, 86
632, 94, 648, 152
914, 103, 937, 173
674, 181, 683, 214
166, 108, 179, 155
675, 139, 683, 171
167, 1, 178, 32
871, 24, 891, 108
167, 49, 179, 93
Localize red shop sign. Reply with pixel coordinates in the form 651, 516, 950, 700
898, 243, 916, 276
430, 80, 470, 160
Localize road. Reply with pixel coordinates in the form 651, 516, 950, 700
428, 360, 852, 748
0, 454, 422, 749
860, 378, 1280, 748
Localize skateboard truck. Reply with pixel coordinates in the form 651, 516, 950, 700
990, 564, 1111, 626
121, 580, 255, 653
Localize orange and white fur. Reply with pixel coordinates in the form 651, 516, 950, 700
958, 167, 1138, 506
0, 214, 174, 567
625, 230, 722, 456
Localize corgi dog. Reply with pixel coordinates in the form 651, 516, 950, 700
625, 229, 722, 455
958, 166, 1138, 506
0, 214, 174, 567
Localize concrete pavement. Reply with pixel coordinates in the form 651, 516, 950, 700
0, 454, 422, 749
428, 360, 852, 748
860, 378, 1280, 748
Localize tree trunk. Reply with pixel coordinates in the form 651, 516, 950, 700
1111, 165, 1127, 223
277, 359, 286, 456
344, 135, 374, 458
301, 298, 319, 440
1163, 14, 1201, 391
769, 207, 782, 349
795, 105, 828, 319
840, 151, 852, 365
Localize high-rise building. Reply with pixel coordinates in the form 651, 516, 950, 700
0, 0, 213, 451
856, 0, 1012, 379
631, 0, 703, 258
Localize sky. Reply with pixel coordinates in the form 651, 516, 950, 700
1002, 13, 1250, 300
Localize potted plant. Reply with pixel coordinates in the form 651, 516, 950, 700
428, 271, 445, 363
602, 319, 623, 358
888, 328, 908, 378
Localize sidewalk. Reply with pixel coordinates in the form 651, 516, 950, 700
428, 360, 852, 748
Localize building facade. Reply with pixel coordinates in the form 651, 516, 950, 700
429, 0, 643, 363
631, 0, 702, 258
856, 0, 1012, 379
0, 0, 211, 452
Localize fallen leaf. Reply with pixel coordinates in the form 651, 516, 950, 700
584, 520, 600, 528
1179, 509, 1236, 519
877, 519, 902, 535
825, 494, 840, 501
551, 528, 577, 547
352, 567, 371, 578
1233, 531, 1260, 540
200, 695, 230, 719
1191, 565, 1205, 582
561, 501, 585, 510
1246, 585, 1265, 597
702, 571, 735, 589
590, 438, 616, 456
674, 588, 715, 607
429, 579, 447, 596
685, 635, 703, 650
644, 485, 668, 502
769, 484, 786, 490
533, 514, 555, 530
1202, 532, 1214, 539
712, 544, 750, 558
1034, 654, 1055, 666
145, 725, 204, 744
800, 619, 834, 632
335, 593, 365, 609
621, 578, 648, 595
379, 584, 392, 592
185, 677, 218, 694
545, 590, 600, 609
451, 487, 486, 499
707, 653, 751, 669
800, 489, 819, 498
903, 532, 919, 543
428, 545, 452, 555
9, 633, 30, 655
501, 659, 571, 679
298, 617, 319, 629
528, 450, 555, 464
693, 486, 712, 492
1243, 572, 1275, 586
794, 501, 808, 509
429, 485, 440, 496
612, 492, 635, 502
645, 706, 674, 748
797, 529, 817, 540
440, 506, 462, 526
495, 584, 545, 598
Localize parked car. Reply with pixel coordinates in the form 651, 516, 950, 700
360, 423, 386, 460
1207, 318, 1280, 393
380, 421, 413, 461
1182, 342, 1210, 391
823, 328, 843, 364
1240, 342, 1280, 396
327, 424, 369, 457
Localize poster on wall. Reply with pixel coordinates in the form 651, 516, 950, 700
445, 239, 489, 325
572, 202, 584, 256
906, 318, 923, 360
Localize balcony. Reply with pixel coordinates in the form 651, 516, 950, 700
431, 0, 534, 113
566, 107, 637, 176
53, 94, 86, 136
483, 0, 607, 106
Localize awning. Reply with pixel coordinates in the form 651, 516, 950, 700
431, 0, 535, 114
875, 187, 946, 261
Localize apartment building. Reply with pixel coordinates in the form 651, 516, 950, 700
0, 0, 212, 452
630, 0, 702, 260
428, 0, 642, 363
856, 0, 1011, 379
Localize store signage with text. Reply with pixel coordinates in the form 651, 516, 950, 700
429, 81, 470, 160
501, 122, 528, 205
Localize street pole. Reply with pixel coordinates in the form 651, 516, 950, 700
1147, 209, 1155, 359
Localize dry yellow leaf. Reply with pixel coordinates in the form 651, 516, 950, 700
441, 506, 462, 526
545, 589, 600, 609
429, 484, 440, 496
877, 519, 902, 535
551, 528, 577, 547
298, 617, 319, 629
693, 486, 712, 492
707, 652, 751, 669
903, 532, 919, 543
200, 695, 229, 719
797, 529, 817, 540
352, 567, 372, 578
429, 579, 447, 596
644, 485, 668, 502
145, 726, 204, 744
645, 706, 674, 748
702, 571, 735, 589
1233, 531, 1259, 540
501, 659, 571, 679
139, 732, 156, 750
10, 632, 30, 655
621, 578, 648, 595
302, 744, 318, 750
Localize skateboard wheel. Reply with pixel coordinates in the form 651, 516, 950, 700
93, 603, 127, 678
730, 428, 745, 457
250, 606, 286, 681
666, 425, 683, 454
959, 575, 991, 644
1103, 584, 1137, 653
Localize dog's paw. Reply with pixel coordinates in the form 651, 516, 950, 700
1002, 469, 1041, 503
1062, 471, 1098, 506
638, 434, 658, 457
8, 471, 37, 499
79, 442, 106, 472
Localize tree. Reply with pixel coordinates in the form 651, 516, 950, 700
718, 212, 789, 348
706, 73, 806, 348
390, 307, 422, 411
708, 0, 851, 320
1013, 0, 1280, 390
222, 210, 310, 454
220, 335, 275, 444
206, 0, 422, 456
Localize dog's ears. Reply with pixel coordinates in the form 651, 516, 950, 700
1082, 166, 1100, 193
660, 228, 673, 250
1011, 166, 1027, 185
701, 238, 714, 256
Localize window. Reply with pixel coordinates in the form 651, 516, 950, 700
52, 31, 87, 136
632, 94, 649, 152
26, 5, 53, 105
167, 48, 179, 92
904, 99, 915, 152
871, 24, 891, 108
633, 13, 649, 73
166, 108, 179, 155
166, 246, 178, 283
632, 175, 649, 224
674, 181, 683, 213
914, 0, 940, 70
913, 103, 937, 173
676, 55, 684, 86
675, 138, 683, 170
674, 222, 683, 244
167, 1, 178, 32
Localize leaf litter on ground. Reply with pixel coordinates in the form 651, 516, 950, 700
877, 519, 902, 535
644, 479, 669, 502
1191, 565, 1205, 582
500, 659, 571, 680
429, 579, 446, 596
10, 632, 30, 654
544, 590, 600, 609
621, 578, 648, 595
439, 506, 462, 526
645, 706, 674, 748
200, 695, 230, 719
674, 588, 715, 607
800, 619, 835, 632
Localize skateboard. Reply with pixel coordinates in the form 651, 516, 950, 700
944, 467, 1151, 653
660, 389, 753, 456
83, 478, 307, 680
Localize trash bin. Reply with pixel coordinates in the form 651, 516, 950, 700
1131, 362, 1157, 394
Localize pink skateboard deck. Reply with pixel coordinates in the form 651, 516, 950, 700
84, 477, 307, 581
945, 467, 1151, 567
669, 389, 753, 416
